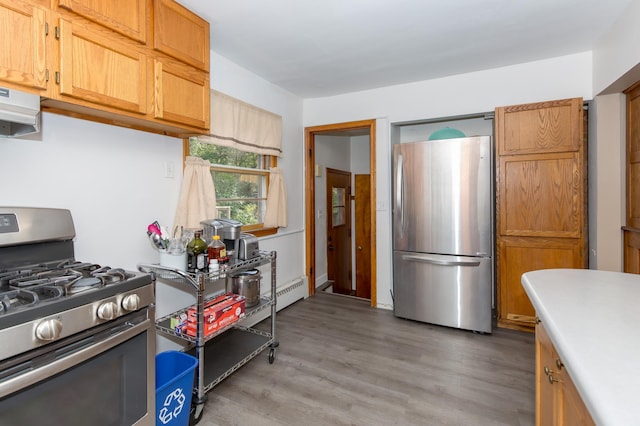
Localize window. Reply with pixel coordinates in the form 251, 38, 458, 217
188, 137, 276, 234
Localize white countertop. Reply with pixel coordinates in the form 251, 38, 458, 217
522, 269, 640, 426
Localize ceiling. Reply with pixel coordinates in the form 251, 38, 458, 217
177, 0, 633, 98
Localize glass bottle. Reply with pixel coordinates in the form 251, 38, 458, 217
207, 235, 227, 262
187, 231, 208, 272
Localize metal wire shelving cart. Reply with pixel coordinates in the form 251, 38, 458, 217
138, 251, 278, 424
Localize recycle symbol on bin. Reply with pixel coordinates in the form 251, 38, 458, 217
158, 387, 187, 424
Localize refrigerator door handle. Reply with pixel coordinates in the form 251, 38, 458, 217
402, 254, 481, 267
395, 152, 404, 234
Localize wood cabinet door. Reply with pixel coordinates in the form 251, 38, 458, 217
536, 323, 595, 426
58, 0, 147, 44
536, 323, 557, 426
560, 369, 595, 426
57, 18, 148, 114
496, 98, 586, 331
626, 83, 640, 229
153, 58, 209, 130
0, 0, 48, 91
499, 237, 584, 326
153, 0, 209, 71
624, 228, 640, 273
498, 152, 583, 238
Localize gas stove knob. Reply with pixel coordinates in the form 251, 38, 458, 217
121, 294, 141, 312
97, 301, 119, 321
36, 318, 63, 341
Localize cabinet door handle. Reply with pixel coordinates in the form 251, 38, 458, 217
555, 359, 564, 371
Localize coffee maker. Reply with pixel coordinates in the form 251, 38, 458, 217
200, 218, 242, 262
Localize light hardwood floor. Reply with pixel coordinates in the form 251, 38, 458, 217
199, 292, 535, 426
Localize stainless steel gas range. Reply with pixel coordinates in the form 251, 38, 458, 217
0, 207, 155, 426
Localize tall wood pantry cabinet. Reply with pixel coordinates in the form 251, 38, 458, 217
495, 98, 588, 331
623, 82, 640, 272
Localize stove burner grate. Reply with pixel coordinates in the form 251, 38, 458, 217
0, 262, 137, 315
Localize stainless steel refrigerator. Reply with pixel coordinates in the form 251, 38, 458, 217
392, 136, 493, 333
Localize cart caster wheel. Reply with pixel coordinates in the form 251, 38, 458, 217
190, 403, 205, 425
268, 348, 276, 364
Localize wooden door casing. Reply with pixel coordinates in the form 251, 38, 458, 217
326, 168, 352, 296
496, 97, 587, 331
354, 174, 371, 299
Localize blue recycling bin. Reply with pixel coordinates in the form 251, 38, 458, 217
155, 351, 198, 426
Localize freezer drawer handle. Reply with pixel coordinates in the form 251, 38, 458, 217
402, 254, 481, 267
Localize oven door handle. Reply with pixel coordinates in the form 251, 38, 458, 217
0, 318, 151, 399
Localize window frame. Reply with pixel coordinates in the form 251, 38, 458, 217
183, 139, 278, 237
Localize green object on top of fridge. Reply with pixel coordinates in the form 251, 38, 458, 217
428, 127, 466, 140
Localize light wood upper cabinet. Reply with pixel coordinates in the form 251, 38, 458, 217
57, 18, 148, 114
154, 57, 209, 129
57, 0, 147, 44
0, 0, 209, 136
496, 98, 587, 331
153, 0, 209, 71
499, 100, 582, 156
0, 0, 48, 92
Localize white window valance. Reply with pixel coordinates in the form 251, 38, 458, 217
197, 90, 283, 157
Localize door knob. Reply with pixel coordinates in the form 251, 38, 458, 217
357, 246, 363, 251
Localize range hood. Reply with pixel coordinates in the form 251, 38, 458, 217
0, 87, 41, 138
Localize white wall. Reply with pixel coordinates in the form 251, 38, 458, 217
211, 52, 306, 287
304, 52, 594, 309
589, 94, 626, 271
593, 0, 640, 95
305, 52, 593, 125
0, 113, 183, 270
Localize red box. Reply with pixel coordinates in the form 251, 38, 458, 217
185, 293, 246, 337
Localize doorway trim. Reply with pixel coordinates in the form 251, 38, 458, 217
305, 119, 377, 307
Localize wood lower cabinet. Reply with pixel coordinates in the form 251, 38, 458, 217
0, 0, 48, 91
496, 98, 587, 331
623, 227, 640, 273
536, 322, 594, 426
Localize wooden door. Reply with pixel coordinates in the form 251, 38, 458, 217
496, 97, 587, 331
0, 0, 48, 92
354, 174, 371, 299
326, 168, 352, 295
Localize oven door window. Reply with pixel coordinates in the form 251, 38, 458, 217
0, 331, 149, 426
